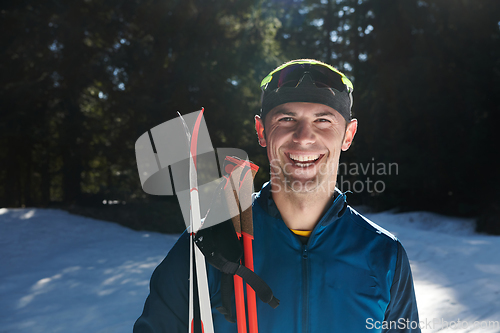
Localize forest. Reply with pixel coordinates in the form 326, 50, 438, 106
1, 0, 499, 234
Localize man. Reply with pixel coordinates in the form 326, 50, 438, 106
134, 59, 420, 332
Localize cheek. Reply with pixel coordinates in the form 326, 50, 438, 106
266, 141, 281, 161
323, 136, 344, 157
329, 128, 346, 146
266, 128, 286, 150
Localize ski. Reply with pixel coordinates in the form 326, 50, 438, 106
194, 153, 279, 333
178, 109, 214, 333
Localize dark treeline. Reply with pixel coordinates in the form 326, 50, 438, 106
1, 0, 499, 234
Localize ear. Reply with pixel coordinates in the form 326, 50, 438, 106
341, 118, 358, 151
255, 115, 267, 147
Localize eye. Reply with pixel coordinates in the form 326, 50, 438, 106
316, 118, 331, 123
278, 117, 294, 122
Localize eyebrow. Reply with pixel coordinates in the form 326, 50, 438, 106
270, 108, 340, 122
273, 110, 336, 117
273, 110, 296, 116
314, 111, 336, 117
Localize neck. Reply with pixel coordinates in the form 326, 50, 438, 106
270, 178, 337, 231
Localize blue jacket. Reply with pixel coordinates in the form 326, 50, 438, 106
134, 182, 420, 332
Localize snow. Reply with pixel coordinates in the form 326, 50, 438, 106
1, 207, 499, 332
363, 209, 500, 332
0, 208, 177, 333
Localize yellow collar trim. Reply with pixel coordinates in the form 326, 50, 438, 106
290, 229, 313, 237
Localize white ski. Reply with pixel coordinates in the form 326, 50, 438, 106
178, 110, 214, 333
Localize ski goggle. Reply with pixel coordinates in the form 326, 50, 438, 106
260, 61, 353, 94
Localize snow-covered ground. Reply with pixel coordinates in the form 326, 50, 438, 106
1, 207, 499, 332
363, 209, 500, 332
0, 208, 177, 333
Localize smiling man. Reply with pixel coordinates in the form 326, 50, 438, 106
251, 59, 420, 332
255, 100, 357, 232
134, 59, 420, 332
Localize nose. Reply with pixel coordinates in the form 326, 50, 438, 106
292, 121, 316, 145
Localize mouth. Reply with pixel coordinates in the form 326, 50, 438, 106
286, 152, 324, 168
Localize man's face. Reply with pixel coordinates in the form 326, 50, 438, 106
255, 102, 357, 194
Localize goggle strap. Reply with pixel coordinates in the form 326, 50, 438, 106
260, 75, 273, 88
260, 60, 353, 92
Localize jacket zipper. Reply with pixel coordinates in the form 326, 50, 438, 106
297, 193, 343, 333
302, 246, 308, 333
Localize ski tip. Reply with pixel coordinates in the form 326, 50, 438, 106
191, 108, 205, 170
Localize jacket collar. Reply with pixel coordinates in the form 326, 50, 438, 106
255, 182, 348, 228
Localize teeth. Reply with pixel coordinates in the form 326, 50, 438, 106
289, 153, 320, 162
295, 162, 314, 167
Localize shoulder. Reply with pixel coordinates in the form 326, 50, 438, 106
152, 232, 190, 281
252, 182, 268, 208
344, 205, 398, 242
337, 206, 402, 270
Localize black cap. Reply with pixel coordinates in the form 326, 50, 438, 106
260, 72, 352, 123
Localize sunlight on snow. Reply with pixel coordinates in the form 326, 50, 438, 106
21, 209, 36, 219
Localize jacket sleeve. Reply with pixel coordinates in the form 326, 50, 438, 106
133, 232, 191, 333
382, 242, 421, 333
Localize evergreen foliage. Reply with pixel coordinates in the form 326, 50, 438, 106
1, 0, 498, 233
